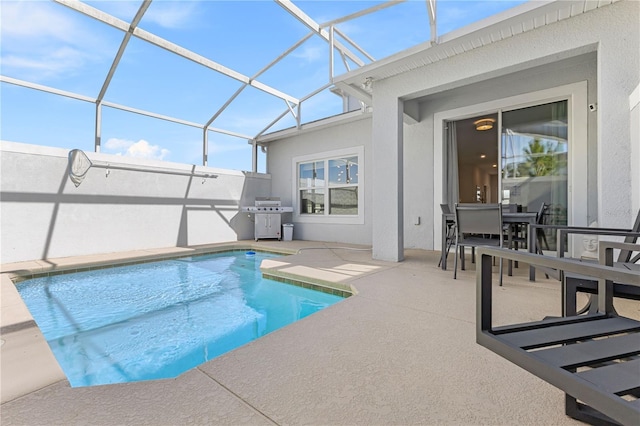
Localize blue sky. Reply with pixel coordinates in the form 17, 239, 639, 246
1, 0, 527, 172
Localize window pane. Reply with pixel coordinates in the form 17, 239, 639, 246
329, 187, 358, 215
329, 156, 358, 184
300, 189, 325, 214
501, 100, 568, 251
299, 161, 324, 188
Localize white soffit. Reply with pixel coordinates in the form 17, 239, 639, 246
334, 0, 619, 87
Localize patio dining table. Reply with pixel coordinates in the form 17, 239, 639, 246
440, 211, 538, 279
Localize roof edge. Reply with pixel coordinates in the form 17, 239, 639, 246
332, 0, 603, 86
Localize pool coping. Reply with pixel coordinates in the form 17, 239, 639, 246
0, 241, 357, 404
5, 243, 622, 424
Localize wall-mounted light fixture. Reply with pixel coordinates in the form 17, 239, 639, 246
362, 77, 374, 90
474, 118, 495, 131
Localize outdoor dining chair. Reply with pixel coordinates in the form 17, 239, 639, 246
438, 203, 456, 268
504, 202, 549, 274
453, 203, 503, 285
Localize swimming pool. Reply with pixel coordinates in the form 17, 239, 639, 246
17, 251, 344, 387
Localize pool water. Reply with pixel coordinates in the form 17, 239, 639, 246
17, 251, 344, 387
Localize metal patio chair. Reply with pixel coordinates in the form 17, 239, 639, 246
504, 202, 550, 277
438, 203, 456, 268
477, 243, 640, 426
453, 203, 503, 285
560, 209, 640, 315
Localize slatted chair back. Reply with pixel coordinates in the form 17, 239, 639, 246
455, 203, 503, 238
453, 203, 504, 284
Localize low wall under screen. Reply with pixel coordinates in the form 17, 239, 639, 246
0, 141, 271, 264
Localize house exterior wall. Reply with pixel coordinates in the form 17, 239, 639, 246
267, 116, 373, 245
415, 57, 596, 250
403, 119, 433, 248
371, 0, 638, 253
631, 83, 640, 218
0, 141, 270, 263
264, 1, 637, 256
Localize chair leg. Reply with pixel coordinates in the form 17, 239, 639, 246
538, 232, 549, 252
453, 243, 459, 279
438, 229, 455, 268
565, 394, 620, 425
461, 246, 466, 270
438, 229, 448, 268
564, 276, 577, 316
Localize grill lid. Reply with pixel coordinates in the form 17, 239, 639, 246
255, 197, 281, 207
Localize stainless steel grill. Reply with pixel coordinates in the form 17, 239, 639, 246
241, 197, 293, 241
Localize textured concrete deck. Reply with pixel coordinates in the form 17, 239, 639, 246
3, 241, 633, 425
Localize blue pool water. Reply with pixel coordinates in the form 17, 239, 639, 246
17, 251, 344, 387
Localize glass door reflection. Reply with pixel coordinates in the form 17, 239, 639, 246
501, 100, 568, 250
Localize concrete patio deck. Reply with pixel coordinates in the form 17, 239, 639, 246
3, 241, 635, 425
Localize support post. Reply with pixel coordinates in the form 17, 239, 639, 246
251, 140, 258, 173
94, 102, 102, 152
372, 95, 404, 261
203, 129, 208, 166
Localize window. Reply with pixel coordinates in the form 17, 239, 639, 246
293, 147, 363, 224
299, 161, 325, 214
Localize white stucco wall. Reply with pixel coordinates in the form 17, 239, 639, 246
594, 1, 640, 228
258, 1, 640, 260
403, 119, 433, 249
412, 55, 596, 250
631, 84, 640, 219
266, 115, 373, 245
371, 0, 638, 252
263, 1, 638, 257
0, 141, 271, 263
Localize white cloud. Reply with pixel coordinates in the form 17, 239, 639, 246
2, 47, 88, 79
0, 1, 107, 81
145, 2, 199, 29
292, 44, 327, 64
333, 20, 363, 37
0, 0, 202, 82
104, 138, 133, 151
104, 138, 170, 160
1, 2, 76, 41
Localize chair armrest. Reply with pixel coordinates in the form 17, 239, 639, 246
526, 225, 639, 281
556, 230, 640, 258
527, 224, 634, 256
477, 246, 640, 329
597, 241, 640, 312
528, 224, 633, 233
553, 230, 640, 282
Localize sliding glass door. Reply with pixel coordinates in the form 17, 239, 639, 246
445, 100, 569, 250
501, 100, 568, 249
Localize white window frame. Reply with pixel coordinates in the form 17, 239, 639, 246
292, 146, 364, 225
